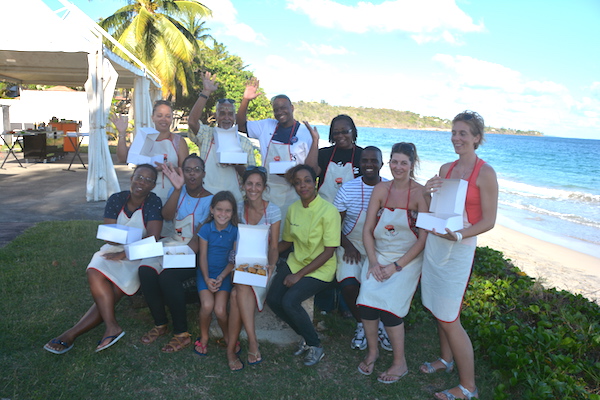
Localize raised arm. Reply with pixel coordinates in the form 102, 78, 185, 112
188, 72, 219, 136
302, 121, 320, 173
161, 163, 185, 221
112, 115, 130, 163
237, 77, 260, 134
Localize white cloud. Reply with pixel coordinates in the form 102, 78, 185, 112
201, 0, 267, 44
297, 41, 349, 55
252, 51, 600, 139
286, 0, 484, 44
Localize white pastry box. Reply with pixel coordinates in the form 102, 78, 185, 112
97, 224, 143, 244
214, 126, 248, 164
127, 127, 165, 166
163, 245, 196, 268
124, 237, 164, 260
268, 160, 296, 175
416, 179, 468, 233
233, 224, 270, 287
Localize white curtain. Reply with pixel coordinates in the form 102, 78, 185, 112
85, 48, 119, 201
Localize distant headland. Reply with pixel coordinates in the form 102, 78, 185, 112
293, 101, 544, 137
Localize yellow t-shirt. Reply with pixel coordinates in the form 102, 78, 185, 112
283, 195, 341, 282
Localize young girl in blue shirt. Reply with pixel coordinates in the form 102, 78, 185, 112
194, 191, 238, 356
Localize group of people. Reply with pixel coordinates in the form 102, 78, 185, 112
43, 74, 498, 400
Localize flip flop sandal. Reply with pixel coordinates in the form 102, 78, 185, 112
95, 331, 126, 353
228, 357, 245, 372
140, 324, 168, 345
377, 370, 408, 384
161, 332, 191, 353
358, 358, 377, 376
43, 338, 73, 355
194, 338, 208, 356
247, 351, 262, 365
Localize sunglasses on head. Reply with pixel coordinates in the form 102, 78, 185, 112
218, 98, 235, 104
246, 166, 267, 173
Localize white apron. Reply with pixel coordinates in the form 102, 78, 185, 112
203, 140, 243, 202
356, 206, 423, 318
263, 131, 299, 228
336, 182, 367, 283
146, 134, 179, 238
421, 215, 477, 322
145, 194, 200, 273
87, 206, 147, 296
319, 146, 357, 203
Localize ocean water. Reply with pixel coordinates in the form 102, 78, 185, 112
315, 126, 600, 258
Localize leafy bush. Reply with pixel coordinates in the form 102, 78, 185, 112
464, 247, 600, 400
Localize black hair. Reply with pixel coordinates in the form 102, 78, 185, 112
133, 163, 158, 181
285, 164, 317, 186
152, 100, 173, 115
182, 153, 206, 170
328, 114, 358, 144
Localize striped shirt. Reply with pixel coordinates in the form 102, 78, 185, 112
334, 176, 388, 235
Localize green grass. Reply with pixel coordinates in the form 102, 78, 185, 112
1, 222, 597, 399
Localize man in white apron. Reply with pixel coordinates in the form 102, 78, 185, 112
333, 147, 390, 351
188, 72, 256, 202
237, 78, 318, 226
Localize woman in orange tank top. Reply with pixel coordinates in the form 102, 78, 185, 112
420, 111, 499, 400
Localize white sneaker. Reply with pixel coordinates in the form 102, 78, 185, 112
378, 323, 393, 351
351, 323, 367, 350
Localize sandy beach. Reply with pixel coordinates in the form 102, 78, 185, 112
477, 224, 600, 304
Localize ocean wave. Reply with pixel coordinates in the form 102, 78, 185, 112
498, 179, 600, 203
499, 200, 600, 229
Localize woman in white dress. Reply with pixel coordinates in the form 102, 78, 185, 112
43, 164, 163, 354
356, 143, 428, 383
420, 111, 498, 400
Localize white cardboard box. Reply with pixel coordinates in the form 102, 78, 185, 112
96, 224, 143, 244
127, 127, 165, 166
268, 160, 296, 175
214, 126, 248, 164
163, 245, 196, 268
124, 237, 164, 260
416, 179, 468, 232
233, 224, 270, 287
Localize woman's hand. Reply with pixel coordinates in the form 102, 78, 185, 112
110, 115, 128, 136
366, 261, 386, 281
162, 162, 184, 189
432, 227, 461, 242
302, 121, 320, 142
283, 273, 301, 287
342, 241, 361, 264
103, 251, 126, 261
424, 174, 443, 195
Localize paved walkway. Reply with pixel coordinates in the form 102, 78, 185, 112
0, 150, 301, 344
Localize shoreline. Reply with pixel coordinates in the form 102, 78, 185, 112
477, 224, 600, 304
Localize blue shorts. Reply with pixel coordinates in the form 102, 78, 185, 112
196, 268, 233, 293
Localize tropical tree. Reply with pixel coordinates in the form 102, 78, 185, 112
100, 0, 211, 98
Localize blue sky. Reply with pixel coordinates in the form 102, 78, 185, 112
45, 0, 600, 139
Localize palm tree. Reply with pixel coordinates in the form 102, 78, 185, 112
100, 0, 211, 98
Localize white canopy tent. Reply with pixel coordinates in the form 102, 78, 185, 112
0, 0, 161, 201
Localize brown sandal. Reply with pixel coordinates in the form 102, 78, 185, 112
140, 324, 169, 345
161, 332, 191, 353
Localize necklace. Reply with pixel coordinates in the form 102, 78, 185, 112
187, 187, 206, 198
